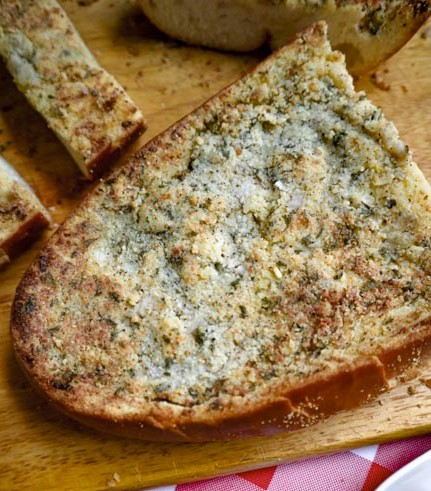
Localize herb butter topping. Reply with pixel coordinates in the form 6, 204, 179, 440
24, 25, 431, 414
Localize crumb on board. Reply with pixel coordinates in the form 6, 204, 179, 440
106, 473, 121, 488
397, 366, 420, 384
401, 84, 408, 94
407, 386, 417, 396
48, 222, 60, 231
370, 72, 390, 91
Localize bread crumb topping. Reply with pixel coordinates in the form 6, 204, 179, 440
23, 25, 431, 415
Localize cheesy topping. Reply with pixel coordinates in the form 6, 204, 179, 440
31, 26, 431, 412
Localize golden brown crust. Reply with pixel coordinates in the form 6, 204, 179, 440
10, 22, 431, 441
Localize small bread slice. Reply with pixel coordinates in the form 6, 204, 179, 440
0, 0, 146, 179
0, 156, 50, 267
11, 23, 431, 441
139, 0, 431, 74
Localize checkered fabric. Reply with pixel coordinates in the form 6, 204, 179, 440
149, 435, 431, 491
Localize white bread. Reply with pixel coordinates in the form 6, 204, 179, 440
139, 0, 431, 74
11, 23, 431, 441
0, 156, 50, 267
0, 0, 146, 179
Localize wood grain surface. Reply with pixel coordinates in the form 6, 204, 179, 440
1, 2, 431, 490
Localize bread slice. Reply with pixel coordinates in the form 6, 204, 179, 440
0, 156, 50, 267
0, 0, 146, 179
139, 0, 431, 74
11, 22, 431, 441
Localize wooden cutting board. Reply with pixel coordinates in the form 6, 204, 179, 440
1, 2, 431, 490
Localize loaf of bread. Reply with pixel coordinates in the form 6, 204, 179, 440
11, 22, 431, 441
0, 0, 146, 179
139, 0, 431, 74
0, 156, 50, 267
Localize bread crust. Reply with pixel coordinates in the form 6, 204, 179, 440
69, 331, 431, 441
139, 0, 431, 74
11, 23, 431, 441
0, 0, 146, 179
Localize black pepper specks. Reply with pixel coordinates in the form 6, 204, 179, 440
23, 295, 36, 315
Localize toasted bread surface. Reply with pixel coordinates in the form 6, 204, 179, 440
0, 0, 146, 179
0, 156, 50, 267
11, 23, 431, 441
139, 0, 431, 74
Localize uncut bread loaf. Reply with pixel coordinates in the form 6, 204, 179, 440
11, 22, 431, 441
0, 0, 146, 179
0, 156, 50, 268
139, 0, 431, 75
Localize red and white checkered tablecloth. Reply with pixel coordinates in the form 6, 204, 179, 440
149, 435, 431, 491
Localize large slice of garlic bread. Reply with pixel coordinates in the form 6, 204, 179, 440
11, 23, 431, 441
0, 156, 50, 267
0, 0, 146, 179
